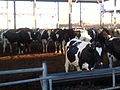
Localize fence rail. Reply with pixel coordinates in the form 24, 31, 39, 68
0, 62, 120, 90
0, 62, 49, 90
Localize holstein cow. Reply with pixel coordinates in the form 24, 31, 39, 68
65, 38, 104, 72
74, 28, 99, 42
50, 28, 75, 53
40, 29, 53, 53
76, 29, 92, 42
2, 28, 40, 54
50, 28, 63, 53
105, 37, 120, 67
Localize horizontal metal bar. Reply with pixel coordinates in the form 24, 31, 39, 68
100, 86, 120, 90
0, 67, 43, 75
0, 76, 52, 87
49, 67, 120, 83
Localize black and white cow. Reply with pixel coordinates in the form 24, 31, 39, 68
2, 28, 40, 54
40, 29, 53, 53
47, 28, 75, 54
65, 38, 104, 72
77, 29, 92, 41
105, 37, 120, 67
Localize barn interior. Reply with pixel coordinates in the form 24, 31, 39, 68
0, 0, 120, 90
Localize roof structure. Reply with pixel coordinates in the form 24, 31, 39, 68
2, 0, 109, 3
105, 10, 120, 14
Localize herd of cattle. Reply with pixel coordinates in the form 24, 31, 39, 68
65, 27, 120, 72
0, 27, 120, 72
0, 28, 75, 55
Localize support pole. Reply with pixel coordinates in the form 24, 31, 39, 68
109, 54, 115, 88
68, 0, 72, 29
33, 0, 37, 30
6, 1, 9, 29
57, 2, 59, 28
13, 0, 16, 29
100, 0, 104, 26
80, 2, 82, 27
42, 62, 48, 90
114, 0, 117, 32
111, 13, 113, 29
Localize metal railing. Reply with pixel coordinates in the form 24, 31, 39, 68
0, 62, 51, 90
0, 61, 120, 90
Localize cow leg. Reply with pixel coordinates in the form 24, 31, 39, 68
65, 60, 69, 72
76, 66, 80, 71
3, 39, 6, 53
3, 38, 8, 53
9, 43, 13, 53
45, 41, 48, 53
57, 44, 59, 53
107, 53, 113, 68
62, 40, 66, 53
54, 42, 57, 53
60, 42, 63, 54
65, 53, 70, 72
74, 54, 81, 71
42, 39, 47, 53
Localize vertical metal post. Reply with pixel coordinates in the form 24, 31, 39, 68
112, 69, 115, 87
33, 0, 37, 30
49, 79, 52, 90
111, 13, 113, 29
68, 0, 72, 29
57, 1, 59, 28
100, 4, 102, 26
42, 62, 48, 90
13, 0, 16, 29
80, 2, 82, 27
114, 0, 117, 32
109, 55, 115, 87
6, 1, 9, 29
100, 0, 104, 26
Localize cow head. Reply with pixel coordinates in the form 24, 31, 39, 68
87, 28, 97, 41
98, 27, 112, 40
89, 42, 104, 69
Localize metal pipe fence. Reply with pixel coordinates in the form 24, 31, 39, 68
0, 62, 51, 90
0, 61, 120, 90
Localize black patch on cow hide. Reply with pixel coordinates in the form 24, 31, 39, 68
67, 46, 79, 62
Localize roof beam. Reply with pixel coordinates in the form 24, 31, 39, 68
2, 0, 109, 3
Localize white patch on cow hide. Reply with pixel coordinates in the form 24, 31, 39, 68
82, 62, 89, 70
79, 30, 92, 42
77, 41, 91, 52
28, 32, 32, 40
96, 47, 102, 56
56, 34, 59, 39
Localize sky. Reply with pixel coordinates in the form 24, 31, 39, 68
0, 0, 120, 29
